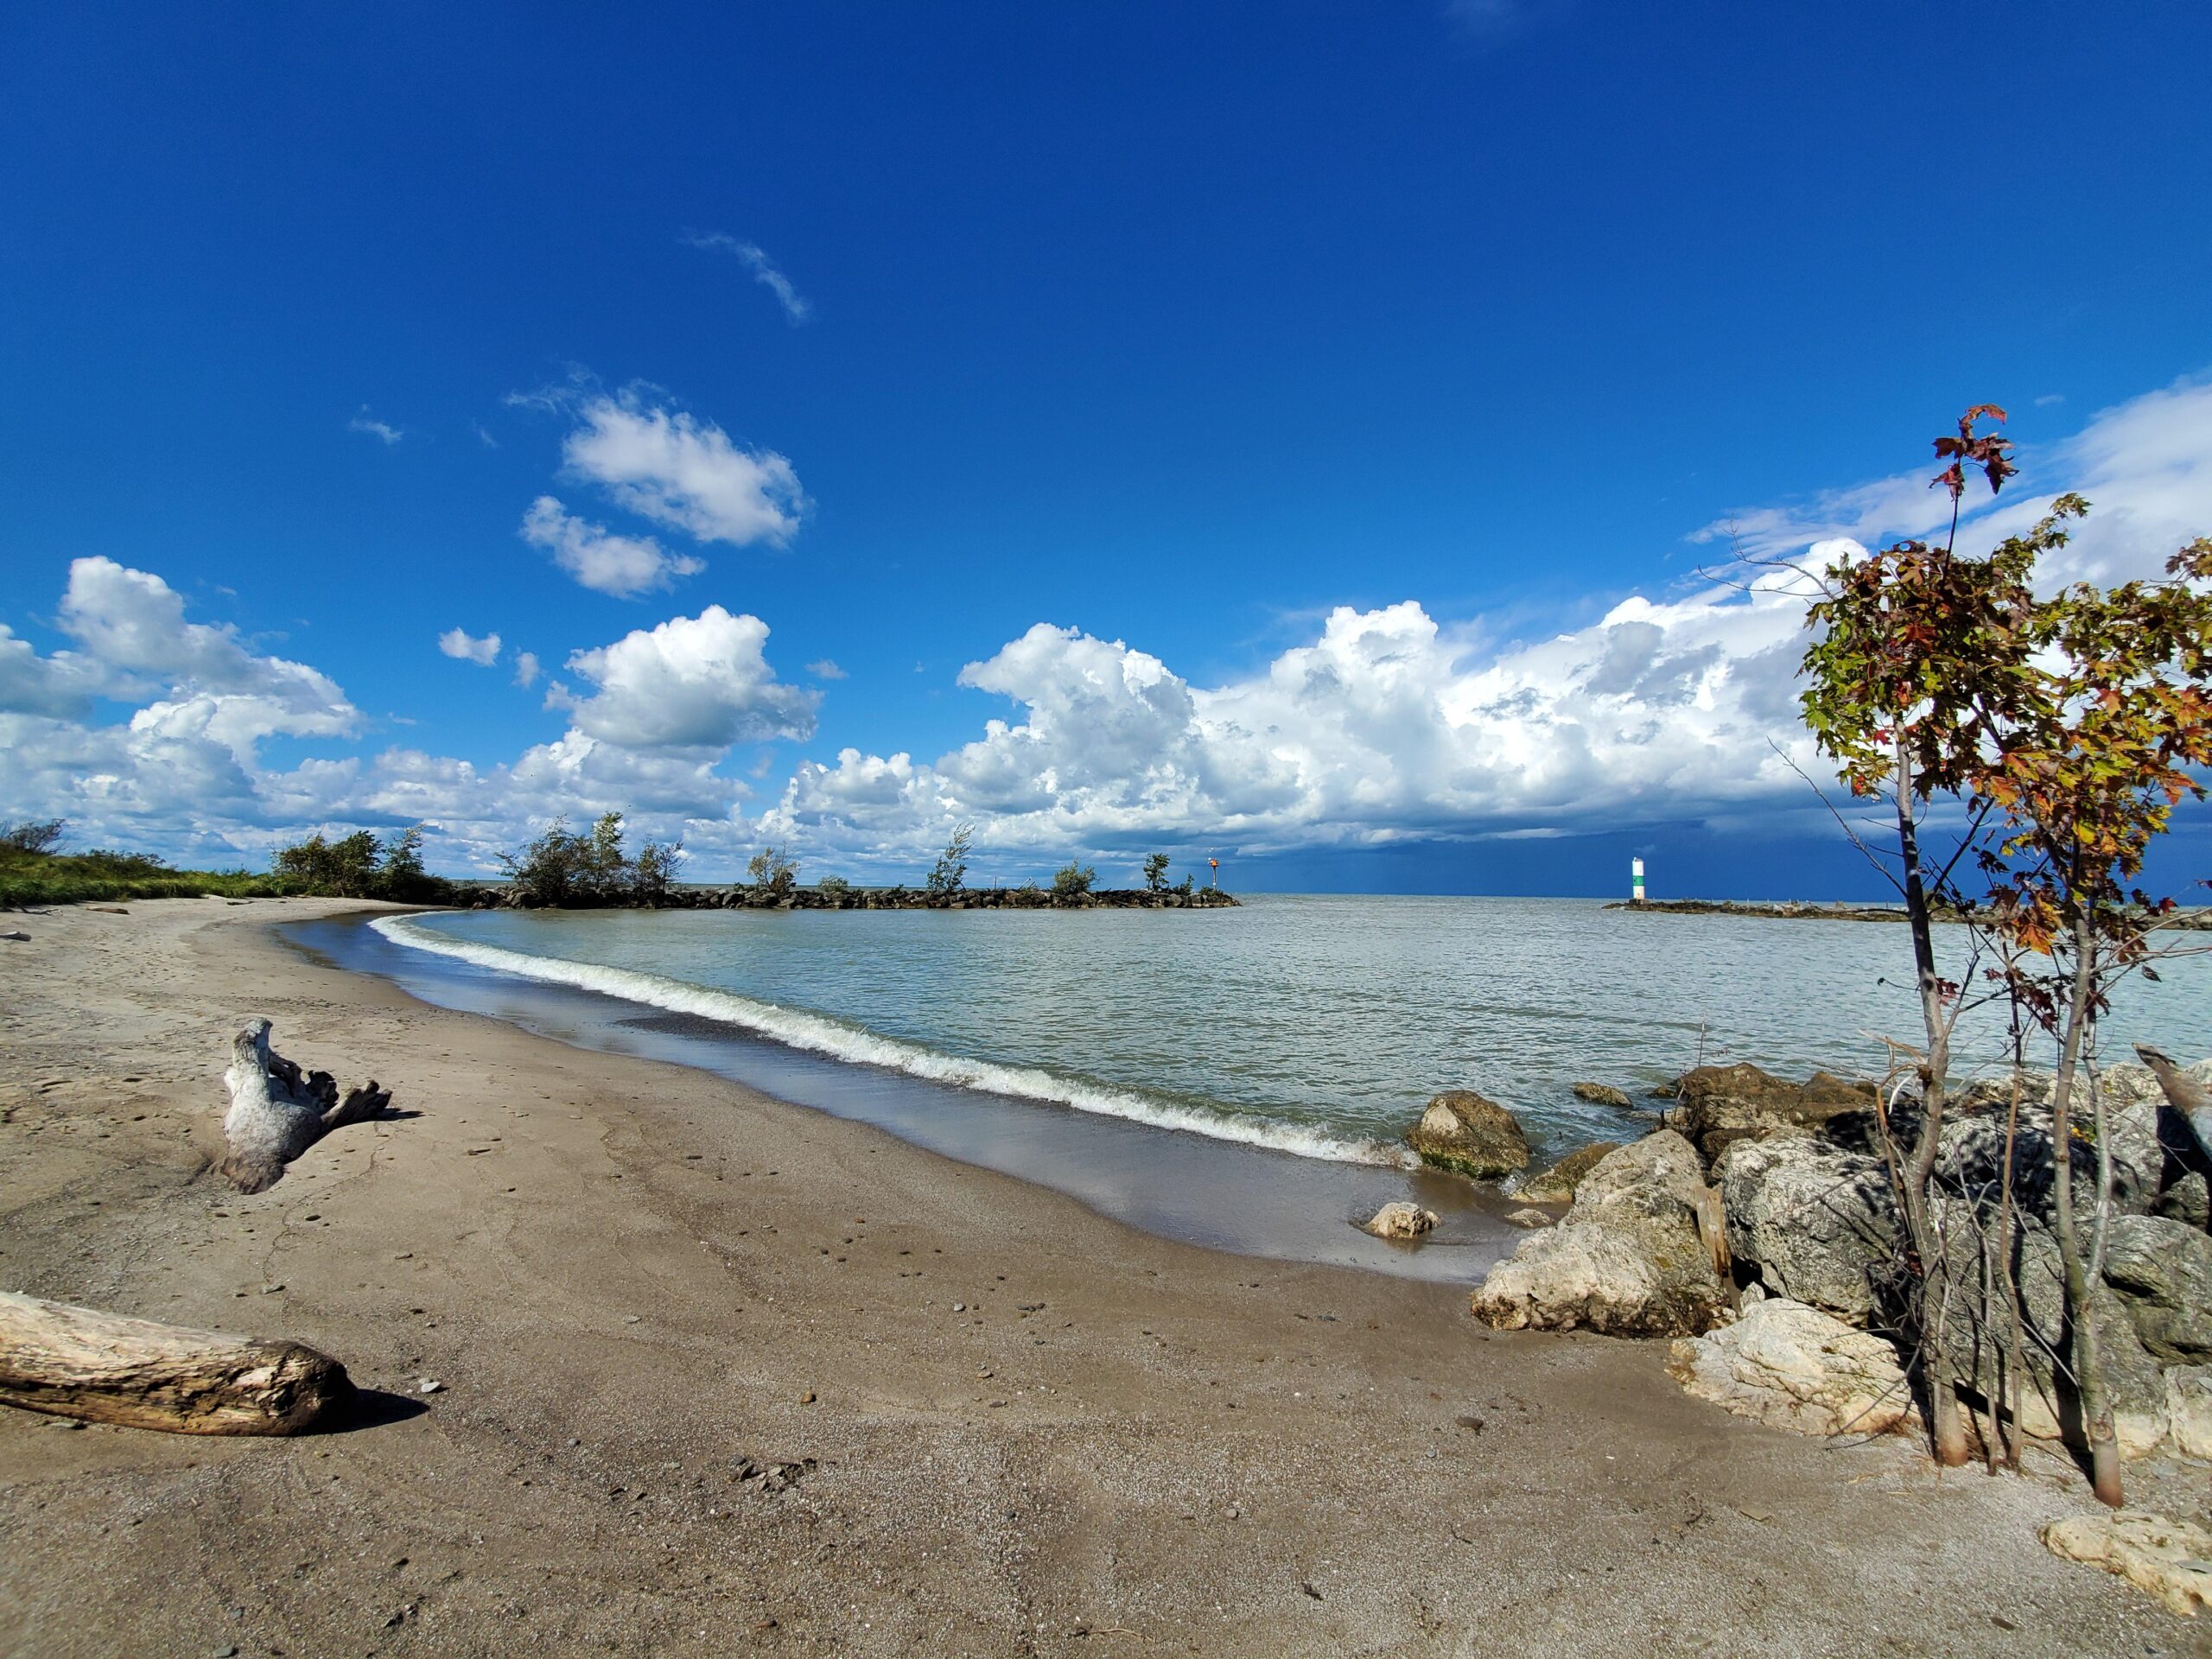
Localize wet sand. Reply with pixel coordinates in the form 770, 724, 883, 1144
0, 898, 2200, 1656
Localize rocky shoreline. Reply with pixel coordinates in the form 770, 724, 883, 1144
1388, 1058, 2212, 1607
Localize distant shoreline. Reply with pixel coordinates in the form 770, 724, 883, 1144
444, 882, 1242, 912
1605, 896, 2212, 930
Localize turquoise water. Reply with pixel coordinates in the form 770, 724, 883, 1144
374, 896, 2212, 1169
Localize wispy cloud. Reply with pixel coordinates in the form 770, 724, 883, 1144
682, 231, 812, 324
806, 658, 848, 681
513, 651, 540, 688
520, 496, 705, 598
472, 420, 500, 448
437, 627, 501, 666
1443, 0, 1571, 41
348, 407, 404, 445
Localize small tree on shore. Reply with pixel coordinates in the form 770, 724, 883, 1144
1793, 405, 2211, 1503
1970, 534, 2212, 1505
632, 834, 684, 905
1052, 861, 1096, 901
1798, 410, 2044, 1467
747, 843, 799, 902
927, 823, 974, 897
1142, 852, 1171, 893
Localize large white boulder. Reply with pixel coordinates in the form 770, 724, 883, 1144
1665, 1297, 1912, 1438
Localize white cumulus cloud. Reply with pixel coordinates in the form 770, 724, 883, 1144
559, 391, 805, 548
437, 627, 501, 666
550, 606, 817, 751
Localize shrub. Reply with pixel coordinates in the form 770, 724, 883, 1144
274, 830, 382, 897
1052, 861, 1096, 899
273, 823, 448, 901
2, 819, 65, 855
499, 812, 636, 906
817, 874, 853, 897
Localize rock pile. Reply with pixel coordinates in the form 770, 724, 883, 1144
1452, 1053, 2212, 1470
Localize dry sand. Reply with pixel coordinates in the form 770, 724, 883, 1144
0, 898, 2202, 1657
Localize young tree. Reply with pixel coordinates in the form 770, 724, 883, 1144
583, 811, 630, 895
1052, 861, 1096, 901
927, 823, 974, 896
632, 834, 684, 905
1972, 535, 2212, 1506
1142, 852, 1171, 893
747, 843, 799, 902
1798, 408, 2041, 1467
1797, 406, 2211, 1503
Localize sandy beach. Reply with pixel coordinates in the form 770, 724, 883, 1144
0, 898, 2201, 1657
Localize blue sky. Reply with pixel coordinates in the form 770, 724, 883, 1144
3, 3, 2209, 895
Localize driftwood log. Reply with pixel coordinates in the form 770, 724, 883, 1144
0, 1291, 353, 1433
220, 1017, 393, 1192
2136, 1044, 2212, 1165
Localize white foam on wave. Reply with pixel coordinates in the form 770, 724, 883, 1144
368, 914, 1414, 1169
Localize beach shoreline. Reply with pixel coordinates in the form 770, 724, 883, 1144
0, 898, 2196, 1656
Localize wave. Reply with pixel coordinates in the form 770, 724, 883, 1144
368, 915, 1414, 1169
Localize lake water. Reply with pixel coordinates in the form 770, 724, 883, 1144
298, 897, 2212, 1283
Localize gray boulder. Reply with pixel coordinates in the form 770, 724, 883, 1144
1572, 1082, 1631, 1109
2156, 1173, 2209, 1230
1407, 1090, 1530, 1179
1715, 1134, 1895, 1324
1470, 1131, 1727, 1337
1514, 1141, 1619, 1205
1671, 1063, 1874, 1162
2101, 1214, 2212, 1364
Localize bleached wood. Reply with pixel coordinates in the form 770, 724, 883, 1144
0, 1291, 353, 1433
2135, 1044, 2212, 1165
219, 1017, 392, 1192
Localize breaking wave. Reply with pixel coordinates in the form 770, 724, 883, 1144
369, 914, 1412, 1169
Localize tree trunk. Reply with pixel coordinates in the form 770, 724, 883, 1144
1891, 751, 1968, 1467
1997, 1068, 2030, 1471
0, 1291, 353, 1434
2051, 913, 2121, 1507
220, 1017, 393, 1192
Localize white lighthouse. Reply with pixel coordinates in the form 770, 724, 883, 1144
1631, 856, 1646, 904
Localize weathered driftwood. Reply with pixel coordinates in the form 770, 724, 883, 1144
2135, 1044, 2212, 1165
0, 1291, 353, 1433
220, 1017, 393, 1192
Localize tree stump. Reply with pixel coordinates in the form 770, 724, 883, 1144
0, 1292, 353, 1433
220, 1017, 393, 1192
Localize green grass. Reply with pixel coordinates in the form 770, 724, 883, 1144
0, 847, 286, 908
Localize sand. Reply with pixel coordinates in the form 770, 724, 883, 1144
0, 898, 2202, 1657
